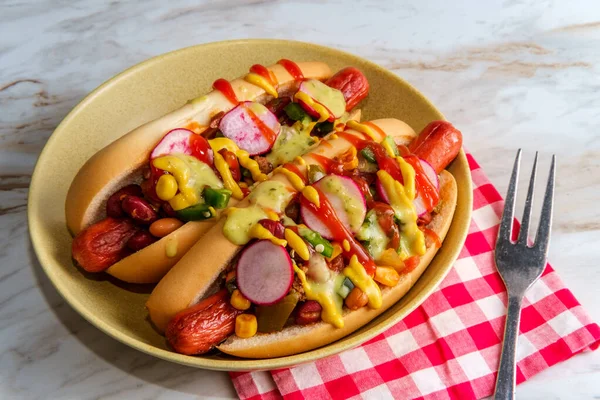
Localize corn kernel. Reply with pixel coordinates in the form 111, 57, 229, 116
374, 266, 401, 287
235, 314, 257, 338
342, 239, 350, 252
230, 289, 251, 311
156, 174, 178, 201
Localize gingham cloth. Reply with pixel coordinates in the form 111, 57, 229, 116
230, 153, 600, 400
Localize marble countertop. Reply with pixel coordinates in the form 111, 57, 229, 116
2, 0, 599, 398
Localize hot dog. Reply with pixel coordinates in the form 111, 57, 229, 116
408, 120, 462, 174
67, 61, 373, 284
146, 118, 463, 359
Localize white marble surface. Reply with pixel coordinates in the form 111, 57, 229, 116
2, 0, 599, 398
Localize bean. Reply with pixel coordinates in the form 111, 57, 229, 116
106, 184, 143, 218
121, 195, 158, 225
295, 301, 322, 325
149, 218, 184, 238
126, 230, 157, 251
344, 287, 368, 310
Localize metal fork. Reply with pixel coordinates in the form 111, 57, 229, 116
493, 150, 556, 400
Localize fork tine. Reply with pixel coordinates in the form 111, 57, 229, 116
517, 152, 538, 245
498, 149, 521, 242
534, 155, 555, 254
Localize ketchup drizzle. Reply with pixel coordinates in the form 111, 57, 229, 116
309, 154, 334, 171
403, 155, 440, 212
282, 163, 307, 184
244, 104, 278, 145
250, 64, 277, 86
277, 59, 304, 81
212, 78, 238, 105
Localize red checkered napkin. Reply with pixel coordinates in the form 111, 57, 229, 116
230, 153, 600, 400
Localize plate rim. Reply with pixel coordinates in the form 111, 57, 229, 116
28, 38, 472, 371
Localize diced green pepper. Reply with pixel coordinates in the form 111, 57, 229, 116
297, 225, 333, 257
382, 136, 399, 156
336, 277, 355, 298
284, 102, 309, 122
256, 292, 300, 333
203, 187, 232, 209
361, 147, 377, 163
175, 203, 213, 221
314, 121, 334, 136
307, 164, 326, 184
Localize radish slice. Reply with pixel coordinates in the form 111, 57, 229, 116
375, 178, 390, 204
219, 102, 281, 156
376, 158, 440, 217
419, 158, 439, 191
413, 158, 440, 217
151, 128, 213, 165
236, 240, 293, 306
301, 174, 366, 239
297, 79, 346, 121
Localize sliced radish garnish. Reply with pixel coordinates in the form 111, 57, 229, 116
419, 158, 439, 191
375, 177, 390, 204
297, 79, 346, 121
151, 128, 213, 165
236, 240, 293, 306
301, 174, 366, 239
376, 158, 440, 217
219, 102, 281, 156
413, 158, 440, 217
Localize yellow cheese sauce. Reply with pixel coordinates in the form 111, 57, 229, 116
376, 166, 425, 260
223, 207, 269, 245
266, 125, 316, 166
294, 91, 330, 122
223, 180, 293, 245
165, 236, 178, 258
343, 255, 382, 309
294, 79, 346, 121
152, 154, 223, 211
294, 264, 345, 328
248, 180, 294, 212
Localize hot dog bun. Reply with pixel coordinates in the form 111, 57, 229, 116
66, 62, 333, 284
217, 170, 456, 358
146, 118, 418, 332
66, 61, 332, 236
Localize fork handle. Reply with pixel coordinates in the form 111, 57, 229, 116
494, 294, 524, 400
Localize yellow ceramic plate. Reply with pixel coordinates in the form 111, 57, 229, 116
28, 39, 472, 371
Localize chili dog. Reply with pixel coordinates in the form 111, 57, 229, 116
67, 61, 372, 284
146, 118, 462, 358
